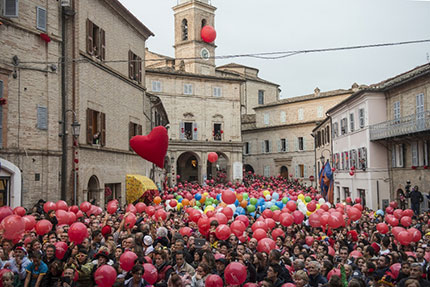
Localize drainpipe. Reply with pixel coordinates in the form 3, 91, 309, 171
60, 7, 67, 201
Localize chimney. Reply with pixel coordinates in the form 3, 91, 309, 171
314, 87, 320, 97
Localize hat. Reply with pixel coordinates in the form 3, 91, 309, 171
371, 242, 380, 253
143, 235, 153, 246
101, 225, 112, 236
95, 250, 110, 260
14, 246, 27, 254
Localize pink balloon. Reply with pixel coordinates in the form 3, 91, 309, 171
221, 207, 233, 219
68, 222, 88, 244
135, 202, 146, 214
146, 206, 155, 216
107, 201, 118, 215
35, 219, 53, 235
126, 203, 137, 214
179, 227, 192, 237
76, 210, 84, 218
347, 207, 361, 221
350, 250, 363, 258
142, 263, 158, 285
390, 263, 401, 279
271, 228, 285, 240
56, 200, 68, 211
265, 218, 276, 230
2, 215, 25, 240
94, 265, 117, 287
22, 215, 36, 231
13, 207, 26, 217
215, 213, 228, 225
230, 220, 246, 237
70, 205, 79, 214
393, 209, 403, 219
43, 202, 56, 213
120, 251, 138, 272
262, 209, 273, 219
215, 224, 231, 241
286, 201, 296, 212
327, 269, 341, 280
376, 223, 389, 234
257, 238, 276, 254
124, 213, 137, 229
309, 213, 321, 228
56, 210, 69, 225
80, 201, 91, 212
252, 221, 268, 232
292, 210, 304, 224
222, 189, 236, 204
280, 213, 294, 227
398, 231, 413, 245
408, 228, 422, 242
253, 228, 267, 241
400, 216, 412, 227
205, 274, 223, 287
68, 212, 77, 225
225, 262, 247, 285
236, 215, 249, 227
55, 241, 68, 259
155, 209, 167, 221
305, 236, 314, 246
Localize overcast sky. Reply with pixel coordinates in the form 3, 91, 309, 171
118, 0, 430, 98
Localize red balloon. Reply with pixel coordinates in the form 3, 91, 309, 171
225, 262, 247, 285
252, 221, 268, 232
309, 213, 321, 228
22, 215, 36, 231
215, 213, 228, 225
350, 250, 363, 258
280, 213, 294, 227
376, 223, 389, 234
135, 202, 146, 214
305, 236, 314, 246
346, 197, 352, 203
56, 210, 69, 225
222, 189, 236, 204
307, 201, 316, 212
146, 206, 155, 216
393, 209, 403, 219
271, 228, 285, 240
107, 201, 118, 214
403, 209, 414, 217
205, 274, 223, 287
253, 228, 267, 241
231, 220, 246, 237
43, 202, 56, 213
124, 213, 137, 229
392, 226, 405, 238
68, 222, 88, 244
320, 204, 329, 211
76, 210, 84, 218
265, 218, 276, 230
221, 207, 233, 219
355, 198, 362, 204
243, 284, 259, 287
2, 215, 25, 240
142, 263, 158, 285
215, 224, 231, 241
13, 207, 26, 217
94, 265, 117, 287
169, 200, 177, 208
262, 209, 273, 219
408, 228, 422, 242
68, 212, 77, 225
273, 210, 282, 222
56, 200, 68, 211
126, 204, 137, 214
70, 205, 79, 214
257, 238, 276, 253
328, 212, 343, 229
236, 215, 249, 227
286, 201, 296, 212
79, 201, 91, 212
0, 206, 13, 224
389, 201, 398, 209
327, 269, 341, 280
198, 217, 210, 231
400, 216, 412, 227
385, 206, 394, 214
292, 210, 304, 224
190, 210, 202, 223
347, 207, 361, 221
130, 126, 168, 168
35, 219, 53, 235
398, 230, 413, 245
328, 246, 335, 256
120, 251, 138, 272
201, 25, 217, 43
55, 241, 68, 259
390, 263, 401, 279
179, 227, 192, 237
208, 152, 219, 163
154, 209, 167, 221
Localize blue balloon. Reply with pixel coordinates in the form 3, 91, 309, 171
272, 192, 279, 200
275, 201, 283, 209
235, 199, 239, 207
178, 198, 183, 203
250, 212, 255, 217
195, 194, 202, 200
258, 198, 265, 206
216, 194, 221, 201
266, 202, 273, 208
236, 207, 245, 215
376, 209, 384, 216
229, 188, 235, 192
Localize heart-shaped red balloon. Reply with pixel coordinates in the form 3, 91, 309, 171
130, 126, 168, 168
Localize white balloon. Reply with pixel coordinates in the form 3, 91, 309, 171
265, 195, 271, 201
227, 204, 237, 212
318, 198, 325, 205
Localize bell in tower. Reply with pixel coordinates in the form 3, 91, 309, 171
173, 0, 217, 75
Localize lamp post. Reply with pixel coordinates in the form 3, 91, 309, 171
63, 110, 80, 205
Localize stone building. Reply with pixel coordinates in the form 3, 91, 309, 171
243, 88, 353, 187
312, 117, 332, 187
0, 0, 62, 207
369, 64, 430, 206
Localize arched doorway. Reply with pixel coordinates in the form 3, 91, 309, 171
244, 164, 255, 174
177, 152, 199, 183
207, 152, 229, 183
280, 166, 288, 178
87, 175, 100, 205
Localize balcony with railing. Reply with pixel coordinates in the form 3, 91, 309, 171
370, 111, 430, 141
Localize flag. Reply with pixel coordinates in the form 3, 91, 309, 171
319, 161, 334, 203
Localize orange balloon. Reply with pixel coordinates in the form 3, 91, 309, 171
240, 200, 248, 208
154, 196, 162, 205
190, 199, 196, 207
236, 193, 243, 202
200, 196, 206, 204
220, 202, 227, 208
182, 199, 190, 206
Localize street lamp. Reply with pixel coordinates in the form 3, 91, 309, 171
71, 119, 80, 138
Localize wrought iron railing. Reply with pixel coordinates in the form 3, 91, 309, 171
370, 110, 430, 140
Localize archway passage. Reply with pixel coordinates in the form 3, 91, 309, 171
177, 152, 199, 183
207, 152, 229, 183
244, 164, 255, 174
280, 166, 289, 178
88, 175, 100, 205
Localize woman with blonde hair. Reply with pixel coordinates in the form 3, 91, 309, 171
293, 270, 310, 287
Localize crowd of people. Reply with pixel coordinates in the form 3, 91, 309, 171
0, 173, 429, 287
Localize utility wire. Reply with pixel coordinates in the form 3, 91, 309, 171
15, 38, 430, 65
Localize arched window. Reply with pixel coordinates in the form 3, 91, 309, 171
182, 19, 188, 40
201, 19, 207, 29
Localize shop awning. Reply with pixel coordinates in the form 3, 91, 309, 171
126, 175, 158, 204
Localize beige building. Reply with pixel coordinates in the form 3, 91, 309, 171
312, 117, 332, 187
369, 64, 430, 204
0, 0, 62, 207
243, 88, 353, 186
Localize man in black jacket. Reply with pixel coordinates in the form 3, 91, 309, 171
308, 261, 328, 287
268, 250, 293, 283
408, 185, 423, 215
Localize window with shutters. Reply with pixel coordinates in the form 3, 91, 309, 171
393, 101, 400, 124
350, 149, 357, 169
265, 140, 270, 153
263, 113, 269, 125
3, 0, 18, 17
258, 90, 264, 105
184, 84, 193, 95
213, 123, 222, 141
244, 142, 250, 155
280, 111, 286, 123
298, 137, 304, 151
280, 138, 287, 152
213, 87, 221, 97
86, 109, 106, 146
298, 164, 304, 178
182, 19, 188, 41
317, 106, 324, 118
411, 141, 419, 166
37, 106, 48, 130
298, 109, 304, 121
36, 6, 46, 31
424, 141, 429, 167
326, 126, 330, 144
349, 113, 355, 132
333, 122, 339, 138
151, 81, 161, 92
129, 122, 142, 151
358, 108, 365, 128
341, 118, 347, 135
182, 122, 193, 140
345, 151, 349, 170
128, 51, 142, 83
86, 19, 106, 60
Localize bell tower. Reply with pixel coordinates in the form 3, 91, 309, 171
173, 0, 216, 75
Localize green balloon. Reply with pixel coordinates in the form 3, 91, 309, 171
250, 198, 258, 205
305, 196, 312, 203
193, 206, 200, 210
176, 195, 183, 200
247, 205, 256, 212
282, 197, 288, 204
270, 205, 280, 211
213, 199, 219, 205
243, 193, 249, 200
196, 201, 201, 207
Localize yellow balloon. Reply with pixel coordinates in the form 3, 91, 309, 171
204, 206, 214, 214
306, 211, 312, 217
204, 192, 209, 197
316, 204, 320, 209
298, 194, 305, 200
177, 203, 183, 211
